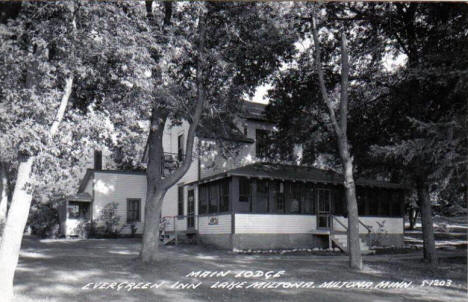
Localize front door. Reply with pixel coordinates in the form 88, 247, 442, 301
317, 189, 331, 229
187, 189, 195, 229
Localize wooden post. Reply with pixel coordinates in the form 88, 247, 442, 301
174, 216, 178, 245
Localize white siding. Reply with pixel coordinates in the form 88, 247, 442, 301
83, 177, 93, 195
175, 217, 187, 231
333, 216, 404, 234
93, 172, 147, 234
198, 214, 232, 234
162, 185, 178, 218
235, 214, 316, 234
200, 119, 275, 179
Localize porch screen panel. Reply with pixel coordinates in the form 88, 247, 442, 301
255, 179, 269, 213
239, 177, 250, 202
209, 183, 219, 213
357, 188, 366, 216
270, 181, 284, 213
285, 182, 300, 214
390, 190, 402, 217
368, 189, 379, 216
199, 185, 208, 214
302, 187, 315, 214
219, 180, 229, 212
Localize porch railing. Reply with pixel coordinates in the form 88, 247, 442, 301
330, 215, 373, 248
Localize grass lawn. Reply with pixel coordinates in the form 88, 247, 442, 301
13, 236, 467, 302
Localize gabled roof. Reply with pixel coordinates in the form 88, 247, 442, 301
77, 169, 146, 193
241, 101, 270, 122
196, 162, 407, 189
67, 192, 92, 202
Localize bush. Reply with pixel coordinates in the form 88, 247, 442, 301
88, 202, 121, 238
27, 203, 60, 238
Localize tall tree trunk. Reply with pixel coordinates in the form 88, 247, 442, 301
141, 187, 164, 263
417, 177, 437, 265
141, 107, 167, 263
0, 75, 74, 301
0, 157, 34, 301
312, 12, 362, 270
341, 146, 362, 270
140, 13, 206, 263
0, 162, 8, 237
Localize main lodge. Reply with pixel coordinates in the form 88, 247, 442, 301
62, 102, 407, 253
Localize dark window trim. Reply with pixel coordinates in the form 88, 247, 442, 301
178, 186, 184, 216
127, 198, 141, 223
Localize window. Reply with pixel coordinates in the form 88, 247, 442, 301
380, 190, 391, 216
177, 133, 184, 161
285, 182, 301, 214
219, 181, 229, 212
68, 202, 90, 219
255, 179, 269, 213
255, 129, 270, 158
199, 186, 208, 214
390, 191, 402, 217
357, 188, 366, 216
269, 181, 283, 213
127, 199, 141, 223
209, 184, 219, 213
239, 177, 250, 202
178, 186, 184, 216
276, 193, 285, 212
368, 189, 379, 216
302, 188, 315, 214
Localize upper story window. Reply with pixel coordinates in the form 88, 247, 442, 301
177, 133, 184, 161
255, 129, 270, 158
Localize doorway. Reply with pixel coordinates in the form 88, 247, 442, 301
187, 189, 195, 229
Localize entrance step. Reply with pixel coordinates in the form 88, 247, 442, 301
331, 234, 374, 255
160, 234, 176, 245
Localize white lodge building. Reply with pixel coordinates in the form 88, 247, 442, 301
62, 102, 407, 252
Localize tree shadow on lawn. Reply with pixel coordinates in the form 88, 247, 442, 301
13, 237, 468, 302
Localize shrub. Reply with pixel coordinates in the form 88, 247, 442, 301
27, 203, 60, 238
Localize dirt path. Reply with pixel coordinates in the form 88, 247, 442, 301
14, 237, 467, 302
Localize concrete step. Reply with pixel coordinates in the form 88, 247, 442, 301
331, 234, 372, 253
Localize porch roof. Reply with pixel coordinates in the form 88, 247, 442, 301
67, 192, 92, 202
196, 162, 407, 189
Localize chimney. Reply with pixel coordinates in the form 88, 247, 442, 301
94, 150, 102, 170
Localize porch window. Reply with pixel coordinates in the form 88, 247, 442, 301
302, 188, 315, 214
209, 184, 219, 213
270, 181, 284, 213
255, 179, 269, 213
199, 186, 208, 214
239, 177, 250, 202
368, 189, 379, 216
380, 190, 391, 216
178, 186, 184, 216
219, 180, 229, 212
285, 182, 301, 214
390, 191, 402, 217
127, 199, 141, 223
